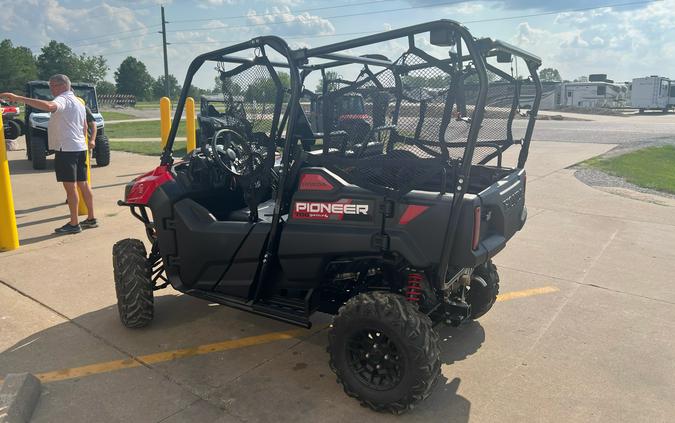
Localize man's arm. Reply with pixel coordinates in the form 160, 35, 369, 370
89, 122, 97, 149
0, 92, 57, 113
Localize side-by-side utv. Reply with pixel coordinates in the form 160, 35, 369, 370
24, 81, 110, 169
113, 20, 542, 413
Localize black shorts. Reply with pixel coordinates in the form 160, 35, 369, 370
54, 151, 87, 182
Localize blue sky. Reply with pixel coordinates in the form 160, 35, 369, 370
2, 0, 673, 90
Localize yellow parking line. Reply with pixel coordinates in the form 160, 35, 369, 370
496, 286, 559, 302
35, 328, 306, 384
4, 286, 559, 385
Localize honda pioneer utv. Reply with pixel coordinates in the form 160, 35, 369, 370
113, 20, 541, 413
24, 81, 110, 169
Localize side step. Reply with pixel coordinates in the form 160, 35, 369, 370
188, 289, 312, 328
253, 296, 311, 328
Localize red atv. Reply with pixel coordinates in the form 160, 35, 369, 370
113, 20, 542, 413
1, 101, 24, 140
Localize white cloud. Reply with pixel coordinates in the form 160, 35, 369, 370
511, 0, 675, 81
246, 6, 335, 36
3, 0, 151, 53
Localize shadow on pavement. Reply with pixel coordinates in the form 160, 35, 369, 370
18, 233, 60, 246
15, 202, 66, 215
8, 157, 54, 175
0, 294, 476, 421
17, 215, 69, 229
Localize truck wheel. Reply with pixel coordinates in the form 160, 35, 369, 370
466, 260, 500, 319
5, 119, 21, 140
15, 119, 24, 137
112, 239, 154, 328
30, 134, 47, 170
328, 291, 440, 414
95, 135, 111, 167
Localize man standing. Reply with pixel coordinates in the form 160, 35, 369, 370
1, 74, 97, 234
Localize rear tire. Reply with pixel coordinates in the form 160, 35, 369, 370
113, 239, 154, 328
30, 134, 47, 170
328, 292, 440, 414
466, 260, 500, 319
94, 134, 110, 166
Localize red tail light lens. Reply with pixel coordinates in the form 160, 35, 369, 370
472, 206, 481, 250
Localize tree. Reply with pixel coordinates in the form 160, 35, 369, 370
37, 41, 80, 80
114, 56, 154, 100
185, 84, 206, 99
539, 67, 562, 82
316, 70, 341, 93
401, 74, 451, 88
77, 54, 108, 84
36, 40, 108, 83
0, 40, 38, 94
574, 75, 589, 83
152, 74, 180, 100
96, 81, 116, 96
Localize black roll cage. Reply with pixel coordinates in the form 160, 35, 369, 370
160, 20, 542, 293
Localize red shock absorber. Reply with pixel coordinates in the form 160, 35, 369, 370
406, 273, 424, 303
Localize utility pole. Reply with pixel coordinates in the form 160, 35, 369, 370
159, 5, 170, 98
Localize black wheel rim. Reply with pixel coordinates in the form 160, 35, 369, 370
345, 328, 404, 391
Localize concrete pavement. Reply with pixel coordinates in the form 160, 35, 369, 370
1, 134, 674, 422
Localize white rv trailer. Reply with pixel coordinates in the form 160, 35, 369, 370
630, 76, 674, 112
560, 81, 624, 108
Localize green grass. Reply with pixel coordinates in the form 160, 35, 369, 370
583, 145, 675, 194
110, 140, 187, 157
133, 101, 162, 110
100, 111, 138, 121
105, 120, 186, 139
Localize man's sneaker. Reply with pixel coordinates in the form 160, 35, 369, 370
55, 223, 82, 234
81, 218, 99, 229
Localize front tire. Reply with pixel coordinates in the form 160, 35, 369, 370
112, 239, 154, 328
328, 292, 440, 414
466, 260, 500, 319
94, 134, 110, 166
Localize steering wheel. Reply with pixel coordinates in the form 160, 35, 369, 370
210, 128, 262, 176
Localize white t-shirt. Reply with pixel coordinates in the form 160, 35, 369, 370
48, 91, 87, 152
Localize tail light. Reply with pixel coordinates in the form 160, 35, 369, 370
472, 206, 481, 250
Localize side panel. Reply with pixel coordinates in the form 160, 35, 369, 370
278, 168, 384, 286
215, 223, 270, 298
386, 191, 455, 269
173, 199, 254, 292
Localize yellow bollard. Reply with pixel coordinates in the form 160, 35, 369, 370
76, 97, 91, 216
0, 114, 20, 251
160, 97, 171, 150
186, 97, 196, 153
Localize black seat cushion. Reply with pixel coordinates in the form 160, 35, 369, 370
226, 199, 276, 222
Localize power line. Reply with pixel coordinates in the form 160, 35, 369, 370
464, 0, 662, 24
170, 0, 399, 24
169, 0, 664, 33
168, 0, 660, 34
102, 45, 161, 57
168, 0, 469, 33
59, 0, 664, 58
26, 24, 161, 50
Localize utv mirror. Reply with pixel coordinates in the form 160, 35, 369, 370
430, 28, 454, 46
496, 52, 512, 63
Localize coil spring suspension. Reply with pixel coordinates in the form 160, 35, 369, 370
405, 273, 424, 303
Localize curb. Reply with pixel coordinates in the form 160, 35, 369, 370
0, 373, 41, 423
